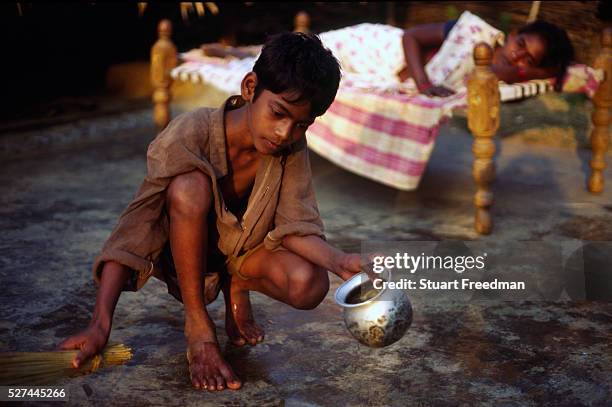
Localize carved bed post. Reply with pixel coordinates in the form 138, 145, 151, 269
151, 19, 177, 130
588, 27, 612, 194
467, 43, 500, 235
293, 11, 311, 34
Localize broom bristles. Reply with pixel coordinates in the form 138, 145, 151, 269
0, 344, 132, 385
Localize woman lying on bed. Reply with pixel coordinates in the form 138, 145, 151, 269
203, 11, 574, 97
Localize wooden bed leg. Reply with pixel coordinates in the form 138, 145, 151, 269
151, 19, 177, 130
588, 27, 612, 194
467, 43, 500, 235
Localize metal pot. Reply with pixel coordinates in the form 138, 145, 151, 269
334, 270, 412, 348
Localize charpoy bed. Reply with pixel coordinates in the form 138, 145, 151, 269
149, 15, 611, 235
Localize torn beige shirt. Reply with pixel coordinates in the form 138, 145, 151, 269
92, 96, 325, 291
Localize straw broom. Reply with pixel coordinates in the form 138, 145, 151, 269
0, 344, 132, 386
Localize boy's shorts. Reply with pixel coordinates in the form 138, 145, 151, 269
154, 240, 285, 305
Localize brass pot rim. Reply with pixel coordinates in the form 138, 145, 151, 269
334, 269, 391, 308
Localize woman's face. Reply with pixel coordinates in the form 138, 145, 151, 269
500, 32, 547, 69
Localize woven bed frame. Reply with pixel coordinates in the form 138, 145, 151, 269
149, 17, 612, 235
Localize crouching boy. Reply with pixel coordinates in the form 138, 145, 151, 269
58, 31, 363, 391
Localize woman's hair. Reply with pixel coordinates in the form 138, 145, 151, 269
518, 20, 575, 91
252, 31, 341, 117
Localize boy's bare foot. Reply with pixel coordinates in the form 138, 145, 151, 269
186, 337, 242, 391
223, 276, 264, 346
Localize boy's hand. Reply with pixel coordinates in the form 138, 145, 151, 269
333, 252, 386, 281
333, 253, 362, 281
57, 323, 110, 368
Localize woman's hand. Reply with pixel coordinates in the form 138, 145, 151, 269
420, 83, 456, 97
57, 322, 110, 368
415, 78, 455, 97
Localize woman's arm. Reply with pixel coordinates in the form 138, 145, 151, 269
201, 43, 262, 59
401, 22, 455, 96
490, 64, 559, 84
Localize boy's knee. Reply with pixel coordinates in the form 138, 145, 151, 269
289, 263, 329, 310
166, 170, 212, 217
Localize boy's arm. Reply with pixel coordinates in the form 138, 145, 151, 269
267, 139, 362, 280
282, 234, 361, 281
58, 261, 131, 367
90, 262, 131, 331
402, 22, 455, 96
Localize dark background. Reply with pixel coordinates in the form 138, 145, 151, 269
1, 1, 609, 123
0, 2, 394, 119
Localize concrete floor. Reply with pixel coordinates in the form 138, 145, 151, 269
1, 93, 612, 406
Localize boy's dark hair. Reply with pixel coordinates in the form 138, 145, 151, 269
518, 20, 575, 91
252, 31, 341, 117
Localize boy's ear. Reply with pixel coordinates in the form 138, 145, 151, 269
241, 72, 258, 102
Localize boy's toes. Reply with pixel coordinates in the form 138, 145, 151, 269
250, 326, 265, 344
245, 330, 258, 345
225, 318, 247, 346
193, 372, 208, 390
230, 336, 247, 346
238, 323, 264, 345
206, 377, 217, 392
226, 379, 242, 390
215, 375, 225, 391
190, 370, 203, 389
219, 364, 242, 390
255, 329, 264, 343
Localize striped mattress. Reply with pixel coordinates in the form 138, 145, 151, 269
171, 55, 601, 190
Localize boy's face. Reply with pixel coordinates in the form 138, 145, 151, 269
243, 74, 315, 155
